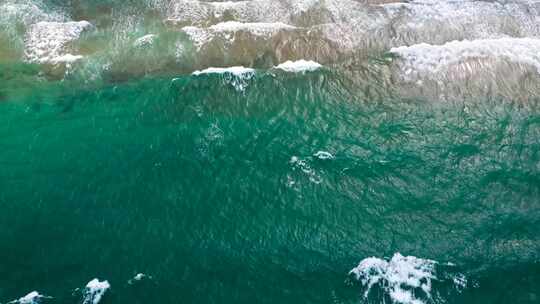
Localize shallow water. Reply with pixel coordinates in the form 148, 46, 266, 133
1, 1, 540, 304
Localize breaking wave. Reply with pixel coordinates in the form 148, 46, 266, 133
350, 253, 468, 304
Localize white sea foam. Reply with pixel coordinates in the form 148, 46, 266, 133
193, 66, 255, 91
134, 34, 157, 48
24, 20, 94, 65
390, 38, 540, 81
313, 151, 334, 160
82, 279, 110, 304
378, 0, 540, 49
166, 0, 368, 27
274, 60, 322, 72
169, 0, 540, 58
50, 53, 84, 64
350, 253, 467, 304
167, 0, 254, 25
209, 21, 296, 34
182, 21, 297, 50
350, 253, 435, 304
292, 0, 320, 13
0, 0, 66, 28
182, 26, 212, 49
209, 1, 250, 18
128, 273, 152, 284
192, 66, 255, 76
290, 155, 322, 184
8, 291, 50, 304
167, 0, 292, 26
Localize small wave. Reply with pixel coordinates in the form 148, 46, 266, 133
274, 60, 322, 73
192, 66, 256, 91
82, 279, 110, 304
0, 0, 67, 29
390, 38, 540, 81
192, 66, 255, 76
165, 0, 345, 27
313, 150, 334, 160
128, 273, 152, 285
387, 37, 540, 101
349, 253, 467, 304
133, 34, 157, 48
7, 291, 50, 304
209, 21, 297, 35
181, 21, 298, 52
49, 54, 84, 64
166, 0, 287, 26
380, 0, 540, 44
289, 155, 322, 184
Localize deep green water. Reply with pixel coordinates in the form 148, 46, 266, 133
1, 66, 540, 304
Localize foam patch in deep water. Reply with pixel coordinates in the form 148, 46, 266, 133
8, 291, 50, 304
349, 253, 468, 304
128, 273, 153, 285
82, 279, 110, 304
289, 155, 323, 184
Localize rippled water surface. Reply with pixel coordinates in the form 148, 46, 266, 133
1, 1, 540, 304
